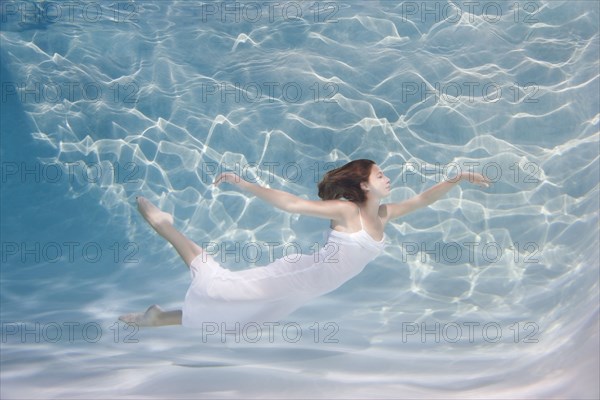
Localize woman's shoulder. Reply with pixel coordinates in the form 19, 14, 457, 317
326, 200, 359, 225
334, 199, 361, 213
329, 200, 387, 218
320, 198, 357, 208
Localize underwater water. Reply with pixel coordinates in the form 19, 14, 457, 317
1, 0, 598, 398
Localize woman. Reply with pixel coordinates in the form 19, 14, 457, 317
119, 159, 490, 327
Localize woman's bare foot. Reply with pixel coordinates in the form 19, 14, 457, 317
137, 197, 174, 232
118, 304, 164, 327
135, 195, 203, 268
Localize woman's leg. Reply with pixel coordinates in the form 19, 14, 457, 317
136, 196, 203, 268
118, 197, 201, 327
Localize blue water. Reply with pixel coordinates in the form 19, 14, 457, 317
1, 0, 598, 398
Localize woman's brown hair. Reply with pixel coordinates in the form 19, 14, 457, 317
317, 159, 375, 203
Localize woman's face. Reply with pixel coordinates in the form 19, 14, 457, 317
365, 164, 391, 198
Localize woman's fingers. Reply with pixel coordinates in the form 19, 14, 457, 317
213, 172, 240, 186
464, 172, 491, 187
213, 173, 226, 186
477, 174, 491, 187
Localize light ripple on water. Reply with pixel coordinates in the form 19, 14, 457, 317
0, 0, 598, 398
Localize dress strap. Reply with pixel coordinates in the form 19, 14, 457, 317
358, 207, 364, 230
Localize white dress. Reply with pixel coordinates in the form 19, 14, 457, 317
181, 209, 386, 328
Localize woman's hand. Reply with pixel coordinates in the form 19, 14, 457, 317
460, 171, 492, 188
213, 172, 244, 187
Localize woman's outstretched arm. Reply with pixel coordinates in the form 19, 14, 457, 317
213, 172, 347, 220
383, 171, 491, 221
